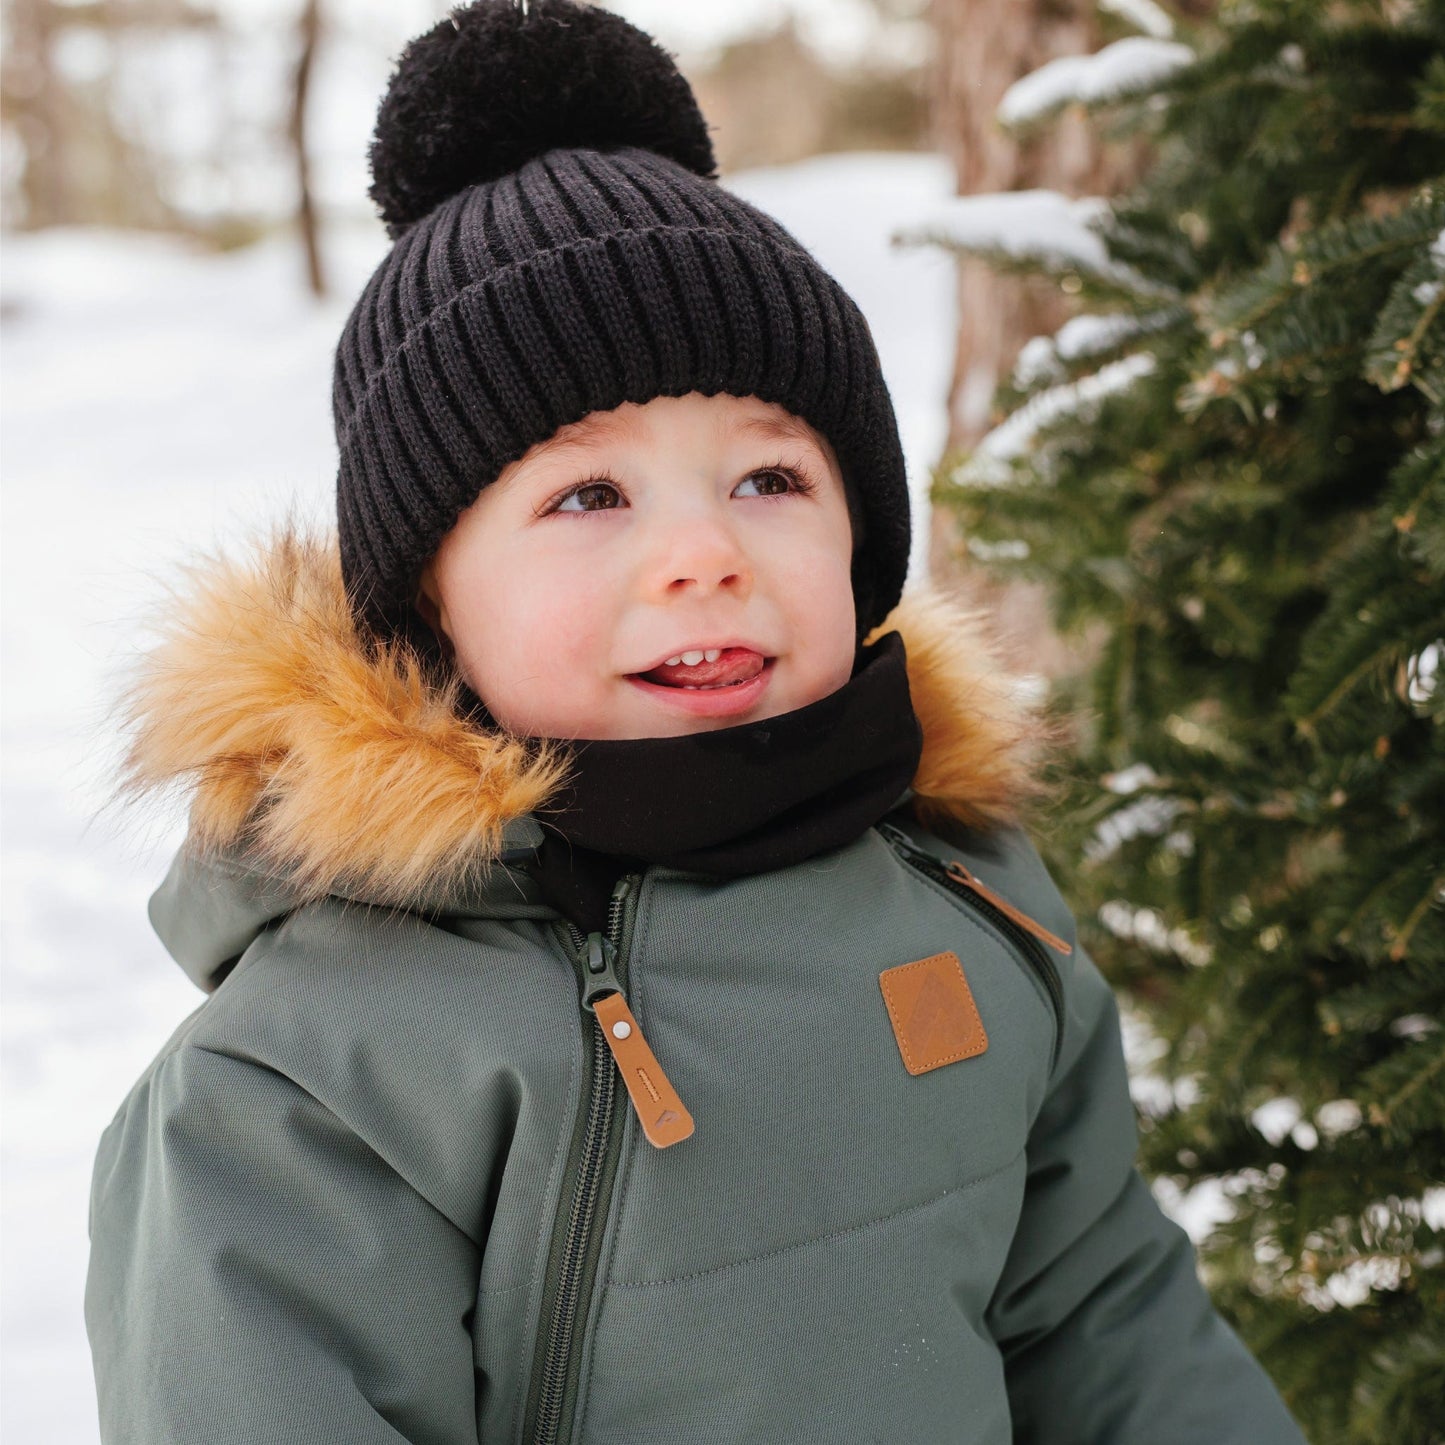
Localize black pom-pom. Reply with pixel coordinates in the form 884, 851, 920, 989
368, 0, 718, 240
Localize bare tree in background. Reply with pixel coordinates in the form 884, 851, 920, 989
2, 0, 223, 231
289, 0, 325, 296
3, 0, 66, 225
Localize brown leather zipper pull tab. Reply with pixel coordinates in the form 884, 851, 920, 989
944, 861, 1074, 956
593, 991, 695, 1149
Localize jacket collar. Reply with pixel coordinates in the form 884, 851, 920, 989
111, 520, 1058, 914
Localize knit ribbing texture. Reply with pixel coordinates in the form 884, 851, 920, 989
333, 144, 911, 644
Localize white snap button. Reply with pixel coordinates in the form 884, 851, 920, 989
611, 1020, 632, 1040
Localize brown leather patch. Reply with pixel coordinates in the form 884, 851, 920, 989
879, 951, 988, 1075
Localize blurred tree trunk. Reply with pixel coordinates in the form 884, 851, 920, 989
2, 0, 220, 231
921, 0, 1151, 661
926, 0, 1150, 454
5, 0, 71, 226
289, 0, 325, 296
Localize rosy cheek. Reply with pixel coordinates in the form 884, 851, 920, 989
512, 592, 604, 674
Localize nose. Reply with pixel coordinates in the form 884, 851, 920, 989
645, 502, 753, 602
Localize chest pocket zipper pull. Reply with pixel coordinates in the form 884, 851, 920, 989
940, 860, 1074, 957
582, 933, 695, 1150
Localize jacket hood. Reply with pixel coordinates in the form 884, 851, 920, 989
109, 518, 1060, 979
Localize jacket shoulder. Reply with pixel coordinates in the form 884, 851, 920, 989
85, 1024, 485, 1443
152, 897, 570, 1238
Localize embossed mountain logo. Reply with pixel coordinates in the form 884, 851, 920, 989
904, 972, 958, 1053
879, 951, 989, 1076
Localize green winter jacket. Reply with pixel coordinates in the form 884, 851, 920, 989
85, 525, 1308, 1444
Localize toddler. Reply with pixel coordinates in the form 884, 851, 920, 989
84, 2, 1309, 1441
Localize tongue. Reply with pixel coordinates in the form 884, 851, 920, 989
640, 648, 767, 688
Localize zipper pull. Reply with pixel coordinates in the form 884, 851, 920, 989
877, 820, 930, 863
881, 820, 1073, 958
593, 990, 695, 1149
579, 932, 624, 1010
942, 860, 1074, 957
578, 931, 695, 1150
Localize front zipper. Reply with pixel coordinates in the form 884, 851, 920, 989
522, 872, 693, 1445
877, 821, 1068, 1073
521, 874, 638, 1445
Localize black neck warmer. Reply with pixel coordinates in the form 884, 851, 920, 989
506, 629, 923, 934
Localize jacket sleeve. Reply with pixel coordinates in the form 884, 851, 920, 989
984, 935, 1308, 1444
85, 1041, 482, 1444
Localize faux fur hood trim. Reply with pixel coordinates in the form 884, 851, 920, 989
108, 520, 1061, 909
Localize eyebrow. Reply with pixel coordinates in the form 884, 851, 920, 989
732, 413, 822, 450
507, 407, 824, 480
520, 411, 637, 464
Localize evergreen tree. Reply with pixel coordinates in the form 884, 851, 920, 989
904, 2, 1444, 1438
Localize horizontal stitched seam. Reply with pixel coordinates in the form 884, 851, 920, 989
609, 1144, 1025, 1289
335, 225, 781, 452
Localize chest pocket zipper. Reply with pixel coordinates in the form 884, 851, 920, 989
877, 822, 1069, 1073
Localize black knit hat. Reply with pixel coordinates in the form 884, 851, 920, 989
333, 0, 911, 647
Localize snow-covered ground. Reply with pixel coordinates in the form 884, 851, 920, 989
0, 150, 957, 1442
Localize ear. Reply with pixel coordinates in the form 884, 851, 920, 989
414, 565, 455, 659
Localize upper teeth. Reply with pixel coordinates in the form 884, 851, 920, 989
665, 649, 720, 666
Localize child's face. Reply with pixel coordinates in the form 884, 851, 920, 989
416, 391, 857, 739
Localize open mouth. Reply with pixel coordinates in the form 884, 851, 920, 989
633, 647, 769, 691
625, 651, 776, 715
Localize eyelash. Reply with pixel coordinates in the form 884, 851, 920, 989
534, 462, 818, 518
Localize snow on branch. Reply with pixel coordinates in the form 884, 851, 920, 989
1013, 307, 1183, 388
952, 352, 1158, 486
998, 36, 1195, 129
894, 189, 1171, 298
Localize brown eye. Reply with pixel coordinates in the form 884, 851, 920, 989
735, 468, 800, 498
554, 480, 624, 513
